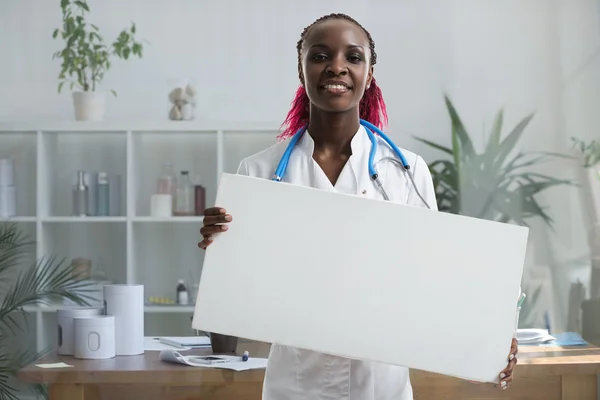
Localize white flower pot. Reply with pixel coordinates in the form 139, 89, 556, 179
72, 91, 106, 121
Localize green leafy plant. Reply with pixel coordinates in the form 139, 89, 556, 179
571, 137, 600, 168
52, 0, 144, 95
0, 221, 95, 399
414, 95, 573, 227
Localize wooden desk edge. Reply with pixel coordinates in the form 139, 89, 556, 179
18, 343, 600, 384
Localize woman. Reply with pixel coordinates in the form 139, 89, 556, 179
199, 13, 518, 400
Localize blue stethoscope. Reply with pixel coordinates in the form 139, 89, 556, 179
272, 119, 431, 209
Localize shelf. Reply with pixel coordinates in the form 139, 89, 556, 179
0, 120, 281, 133
0, 120, 280, 350
40, 132, 127, 218
40, 220, 127, 284
41, 216, 127, 223
132, 132, 216, 216
131, 223, 202, 296
0, 132, 37, 216
2, 216, 36, 222
133, 216, 204, 223
143, 305, 195, 313
23, 303, 195, 314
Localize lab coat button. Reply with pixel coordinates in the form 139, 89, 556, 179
362, 190, 367, 195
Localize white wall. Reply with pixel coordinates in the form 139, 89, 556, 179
0, 0, 565, 149
1, 0, 598, 330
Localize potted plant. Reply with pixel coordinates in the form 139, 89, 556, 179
414, 94, 573, 227
414, 95, 574, 326
0, 221, 95, 399
52, 0, 144, 121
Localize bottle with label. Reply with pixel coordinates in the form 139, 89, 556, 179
176, 280, 189, 305
73, 170, 89, 217
174, 170, 194, 216
96, 172, 110, 216
156, 162, 177, 213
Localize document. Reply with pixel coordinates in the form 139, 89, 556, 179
192, 173, 528, 383
159, 350, 267, 371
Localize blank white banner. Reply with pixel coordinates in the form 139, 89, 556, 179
193, 173, 528, 383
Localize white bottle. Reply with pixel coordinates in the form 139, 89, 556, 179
176, 279, 189, 305
156, 162, 177, 214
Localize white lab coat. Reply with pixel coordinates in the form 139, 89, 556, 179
236, 125, 438, 400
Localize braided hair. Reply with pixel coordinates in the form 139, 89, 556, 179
278, 13, 388, 141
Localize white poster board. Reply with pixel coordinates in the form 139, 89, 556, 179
192, 173, 528, 383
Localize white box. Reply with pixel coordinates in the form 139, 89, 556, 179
192, 173, 528, 383
74, 315, 116, 359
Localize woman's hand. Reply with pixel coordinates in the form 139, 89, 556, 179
497, 338, 518, 390
198, 207, 232, 249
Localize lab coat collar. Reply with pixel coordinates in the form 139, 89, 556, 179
297, 124, 368, 158
297, 125, 369, 193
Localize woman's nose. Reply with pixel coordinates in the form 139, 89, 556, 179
326, 55, 348, 75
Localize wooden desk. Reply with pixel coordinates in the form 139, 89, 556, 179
18, 340, 271, 400
411, 345, 600, 400
18, 342, 600, 400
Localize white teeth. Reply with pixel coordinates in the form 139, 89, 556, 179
324, 84, 348, 90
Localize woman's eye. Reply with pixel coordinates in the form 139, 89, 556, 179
312, 54, 327, 61
348, 54, 362, 62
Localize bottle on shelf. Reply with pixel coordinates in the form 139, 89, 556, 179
156, 162, 177, 214
96, 172, 110, 216
0, 158, 16, 218
193, 174, 206, 216
174, 170, 195, 216
73, 170, 89, 217
176, 279, 189, 305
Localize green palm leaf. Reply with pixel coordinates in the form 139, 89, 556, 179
492, 113, 535, 171
0, 221, 95, 399
415, 94, 573, 228
485, 108, 504, 156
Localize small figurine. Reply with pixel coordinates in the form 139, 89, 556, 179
168, 83, 197, 121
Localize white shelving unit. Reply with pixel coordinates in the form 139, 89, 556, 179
0, 120, 280, 351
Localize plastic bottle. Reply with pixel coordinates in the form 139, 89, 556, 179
73, 170, 89, 217
176, 280, 189, 305
174, 170, 194, 216
156, 163, 177, 213
96, 172, 110, 216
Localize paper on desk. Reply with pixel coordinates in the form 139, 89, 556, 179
35, 362, 73, 369
159, 350, 267, 371
144, 337, 190, 351
192, 173, 529, 383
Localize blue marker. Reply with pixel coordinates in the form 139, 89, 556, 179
242, 350, 249, 362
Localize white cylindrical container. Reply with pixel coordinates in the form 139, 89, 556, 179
57, 307, 104, 355
0, 159, 14, 186
0, 185, 16, 218
103, 284, 144, 356
150, 194, 172, 217
74, 315, 116, 359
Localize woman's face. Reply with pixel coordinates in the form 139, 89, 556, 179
300, 19, 373, 114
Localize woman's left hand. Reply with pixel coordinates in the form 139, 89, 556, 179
497, 338, 518, 389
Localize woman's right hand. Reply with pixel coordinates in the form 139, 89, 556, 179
198, 207, 232, 249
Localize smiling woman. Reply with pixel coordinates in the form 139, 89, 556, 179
198, 12, 518, 400
278, 13, 387, 145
